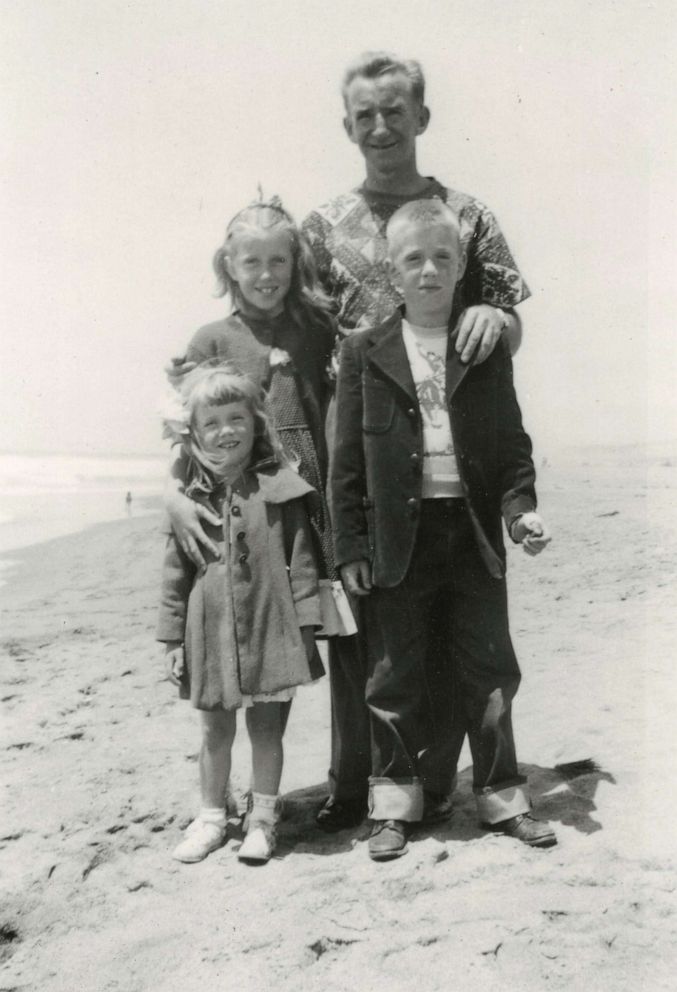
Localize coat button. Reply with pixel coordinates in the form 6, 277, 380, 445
237, 531, 246, 541
410, 452, 420, 465
407, 407, 416, 418
406, 497, 418, 516
238, 553, 248, 564
231, 505, 241, 516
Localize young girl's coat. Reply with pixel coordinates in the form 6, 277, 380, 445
157, 464, 322, 710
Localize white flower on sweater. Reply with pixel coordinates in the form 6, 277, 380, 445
269, 348, 292, 368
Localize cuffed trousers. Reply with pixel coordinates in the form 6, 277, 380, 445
365, 499, 529, 824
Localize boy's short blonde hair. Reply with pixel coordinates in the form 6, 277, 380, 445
385, 199, 462, 250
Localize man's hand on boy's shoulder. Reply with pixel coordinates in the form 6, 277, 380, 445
510, 512, 552, 557
340, 560, 373, 597
454, 305, 520, 365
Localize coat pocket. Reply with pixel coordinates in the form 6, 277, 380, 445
362, 377, 395, 433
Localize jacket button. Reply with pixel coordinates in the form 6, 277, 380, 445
237, 531, 246, 541
410, 452, 420, 465
238, 553, 248, 564
406, 497, 418, 516
407, 407, 416, 418
231, 505, 241, 516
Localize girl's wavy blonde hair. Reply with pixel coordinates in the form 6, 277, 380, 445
212, 196, 334, 332
174, 362, 289, 492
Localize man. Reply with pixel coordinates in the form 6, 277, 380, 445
303, 52, 531, 832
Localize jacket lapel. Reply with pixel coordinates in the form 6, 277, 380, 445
366, 312, 471, 405
445, 325, 472, 401
366, 313, 417, 404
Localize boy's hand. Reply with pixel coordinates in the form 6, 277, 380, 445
164, 643, 185, 686
165, 355, 197, 385
340, 560, 373, 597
454, 305, 508, 365
511, 512, 552, 556
166, 491, 222, 572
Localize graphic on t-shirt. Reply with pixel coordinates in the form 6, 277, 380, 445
414, 345, 454, 458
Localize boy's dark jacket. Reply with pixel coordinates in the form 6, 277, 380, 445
331, 310, 537, 587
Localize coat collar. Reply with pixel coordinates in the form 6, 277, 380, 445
204, 461, 315, 507
365, 308, 471, 403
255, 464, 316, 504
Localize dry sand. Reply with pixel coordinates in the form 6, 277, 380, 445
2, 445, 676, 991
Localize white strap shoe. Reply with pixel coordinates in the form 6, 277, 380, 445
172, 818, 225, 863
238, 820, 277, 863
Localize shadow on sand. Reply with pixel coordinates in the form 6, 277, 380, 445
274, 758, 616, 856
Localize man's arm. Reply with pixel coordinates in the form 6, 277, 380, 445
454, 198, 529, 364
164, 447, 222, 572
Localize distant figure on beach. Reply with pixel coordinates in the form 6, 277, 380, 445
332, 200, 556, 860
157, 365, 324, 865
125, 491, 132, 515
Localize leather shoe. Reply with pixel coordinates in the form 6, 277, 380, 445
421, 792, 453, 825
315, 796, 366, 833
368, 819, 409, 861
488, 812, 557, 848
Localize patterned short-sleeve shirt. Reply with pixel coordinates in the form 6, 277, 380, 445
302, 178, 530, 334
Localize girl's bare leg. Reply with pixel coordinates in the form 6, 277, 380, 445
246, 703, 284, 796
199, 709, 237, 808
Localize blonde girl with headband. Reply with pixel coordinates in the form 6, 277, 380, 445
157, 364, 324, 864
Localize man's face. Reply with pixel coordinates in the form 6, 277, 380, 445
343, 72, 429, 172
387, 220, 464, 324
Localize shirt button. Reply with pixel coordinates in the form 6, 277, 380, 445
239, 553, 248, 564
231, 505, 241, 516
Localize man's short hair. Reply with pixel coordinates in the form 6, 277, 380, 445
341, 51, 425, 107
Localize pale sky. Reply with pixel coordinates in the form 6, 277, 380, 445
1, 0, 675, 457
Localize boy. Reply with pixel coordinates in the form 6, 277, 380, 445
331, 200, 555, 861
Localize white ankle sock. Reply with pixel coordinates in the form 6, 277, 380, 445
200, 806, 227, 827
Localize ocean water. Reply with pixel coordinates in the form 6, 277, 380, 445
0, 452, 165, 557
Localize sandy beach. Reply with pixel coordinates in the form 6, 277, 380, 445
1, 444, 676, 992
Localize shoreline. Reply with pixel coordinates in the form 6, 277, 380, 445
0, 496, 162, 565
